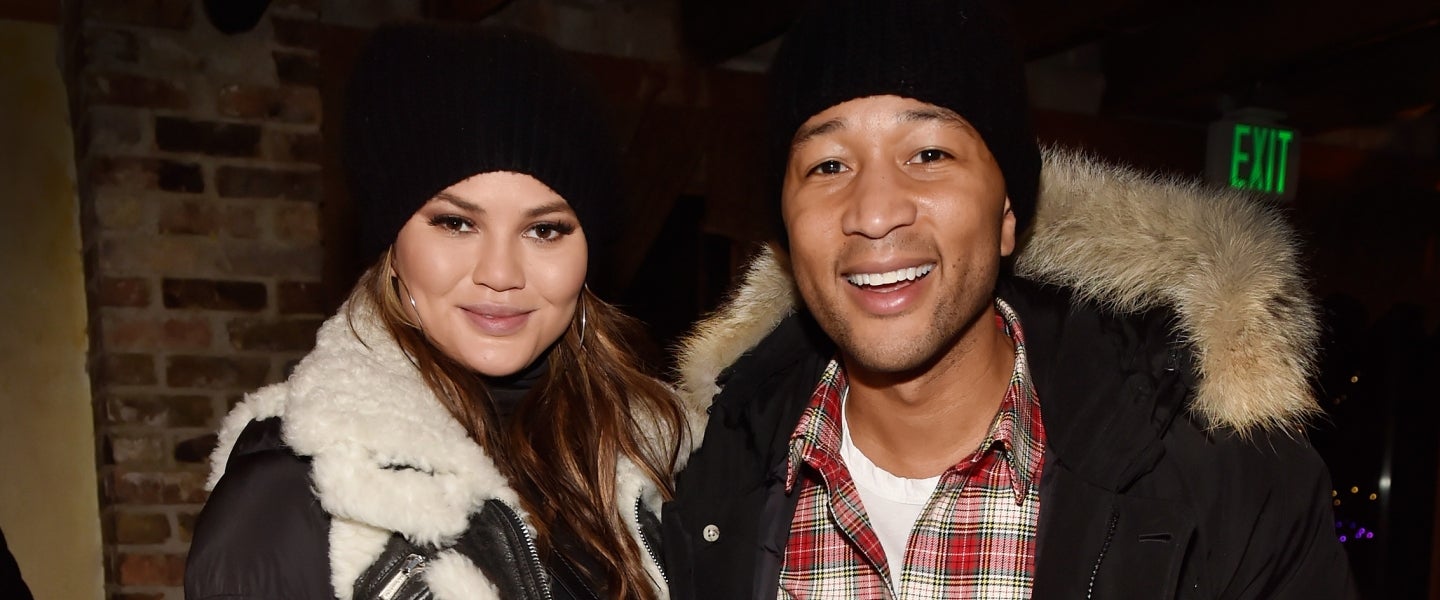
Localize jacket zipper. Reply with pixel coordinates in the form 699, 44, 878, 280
499, 502, 554, 600
634, 497, 669, 585
1086, 507, 1121, 599
376, 553, 429, 600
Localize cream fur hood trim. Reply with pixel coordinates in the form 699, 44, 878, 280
676, 147, 1319, 438
206, 298, 667, 599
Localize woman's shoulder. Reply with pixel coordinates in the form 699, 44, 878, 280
185, 418, 334, 599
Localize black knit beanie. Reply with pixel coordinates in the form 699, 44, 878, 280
767, 0, 1041, 244
345, 23, 621, 267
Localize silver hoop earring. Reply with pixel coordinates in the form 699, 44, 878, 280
395, 275, 426, 332
578, 299, 588, 348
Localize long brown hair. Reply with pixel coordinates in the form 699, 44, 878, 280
350, 252, 686, 599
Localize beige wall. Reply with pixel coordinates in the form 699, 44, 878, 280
0, 18, 105, 600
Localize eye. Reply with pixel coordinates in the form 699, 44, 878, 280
908, 148, 953, 164
429, 214, 475, 233
808, 160, 848, 176
524, 221, 577, 242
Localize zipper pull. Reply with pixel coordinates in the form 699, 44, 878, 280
377, 553, 429, 600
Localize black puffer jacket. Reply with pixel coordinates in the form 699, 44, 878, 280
184, 298, 670, 600
661, 149, 1356, 599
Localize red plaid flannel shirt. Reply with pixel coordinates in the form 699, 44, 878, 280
778, 298, 1045, 599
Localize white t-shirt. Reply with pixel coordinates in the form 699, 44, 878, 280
840, 398, 941, 583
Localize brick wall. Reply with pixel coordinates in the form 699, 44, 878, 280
65, 1, 329, 597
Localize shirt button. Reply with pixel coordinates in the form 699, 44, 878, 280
702, 524, 720, 543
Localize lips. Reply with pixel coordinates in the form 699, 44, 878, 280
842, 261, 936, 315
460, 303, 534, 336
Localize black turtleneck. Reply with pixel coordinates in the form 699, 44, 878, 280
481, 351, 549, 423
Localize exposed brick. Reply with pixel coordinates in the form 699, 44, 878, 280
98, 236, 218, 277
157, 200, 220, 235
166, 355, 270, 389
108, 433, 169, 465
262, 129, 322, 163
177, 509, 198, 543
139, 33, 204, 72
227, 317, 322, 352
273, 50, 319, 85
91, 157, 203, 193
103, 314, 212, 352
217, 84, 320, 124
98, 277, 151, 308
110, 469, 208, 504
105, 394, 214, 427
275, 203, 320, 242
174, 433, 217, 464
100, 237, 321, 279
170, 395, 217, 427
83, 27, 139, 67
223, 205, 261, 239
84, 0, 193, 30
100, 353, 158, 386
113, 511, 171, 545
278, 281, 328, 315
223, 241, 323, 280
162, 278, 267, 311
115, 552, 187, 586
155, 116, 261, 157
82, 108, 146, 155
84, 73, 189, 110
216, 166, 320, 201
272, 18, 323, 50
93, 191, 147, 232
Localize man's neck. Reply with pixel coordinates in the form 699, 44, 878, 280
842, 308, 1016, 479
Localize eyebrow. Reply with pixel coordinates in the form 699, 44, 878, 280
434, 192, 482, 213
791, 118, 847, 150
432, 194, 572, 220
524, 200, 572, 219
899, 107, 971, 129
790, 106, 975, 150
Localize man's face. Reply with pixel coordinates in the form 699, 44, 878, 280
782, 94, 1015, 375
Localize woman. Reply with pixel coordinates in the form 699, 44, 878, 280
185, 24, 687, 600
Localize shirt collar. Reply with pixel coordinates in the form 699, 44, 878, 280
784, 298, 1045, 502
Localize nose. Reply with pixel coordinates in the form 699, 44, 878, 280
840, 163, 918, 239
471, 236, 525, 292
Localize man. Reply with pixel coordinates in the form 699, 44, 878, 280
661, 0, 1355, 598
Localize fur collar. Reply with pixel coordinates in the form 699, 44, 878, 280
676, 147, 1319, 438
207, 297, 667, 599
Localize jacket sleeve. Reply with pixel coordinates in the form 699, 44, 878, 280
184, 430, 333, 599
1220, 432, 1359, 600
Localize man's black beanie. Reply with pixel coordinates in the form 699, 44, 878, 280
767, 0, 1041, 244
344, 23, 621, 265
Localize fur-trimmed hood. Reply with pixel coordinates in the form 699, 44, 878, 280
206, 298, 667, 599
676, 146, 1319, 439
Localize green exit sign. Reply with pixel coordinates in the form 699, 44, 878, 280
1207, 114, 1299, 200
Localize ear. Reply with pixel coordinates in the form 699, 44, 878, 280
999, 197, 1017, 258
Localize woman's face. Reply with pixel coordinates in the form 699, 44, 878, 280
392, 171, 588, 377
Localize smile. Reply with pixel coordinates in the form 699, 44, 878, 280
845, 263, 935, 288
461, 305, 534, 336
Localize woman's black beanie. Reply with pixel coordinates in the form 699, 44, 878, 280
344, 23, 621, 264
766, 0, 1041, 245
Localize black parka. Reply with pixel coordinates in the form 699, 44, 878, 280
661, 148, 1357, 599
662, 279, 1353, 599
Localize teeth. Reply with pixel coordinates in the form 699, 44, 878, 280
847, 263, 934, 287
